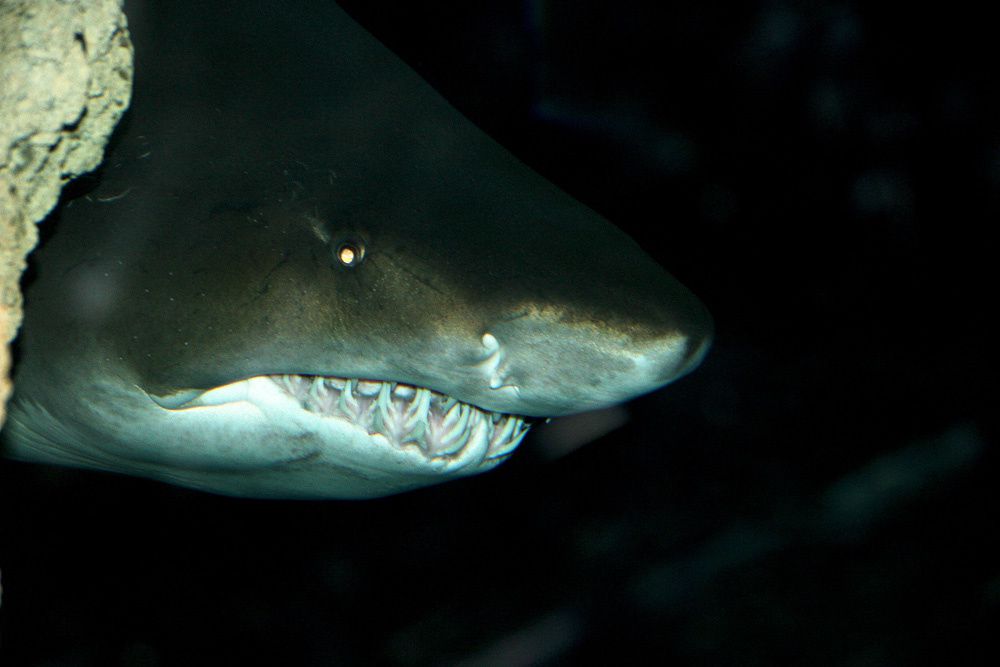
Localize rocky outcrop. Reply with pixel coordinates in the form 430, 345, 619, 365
0, 0, 132, 426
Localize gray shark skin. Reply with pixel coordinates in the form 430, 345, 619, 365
1, 2, 712, 498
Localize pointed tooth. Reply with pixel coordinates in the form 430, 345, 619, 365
302, 377, 327, 412
393, 383, 416, 400
436, 404, 469, 447
454, 414, 492, 466
356, 380, 381, 396
338, 379, 360, 418
413, 388, 431, 419
491, 415, 517, 448
403, 397, 425, 430
360, 396, 378, 430
373, 383, 394, 435
396, 388, 428, 445
377, 382, 392, 410
404, 411, 427, 444
494, 428, 528, 459
435, 429, 470, 457
280, 374, 305, 399
404, 421, 427, 449
436, 409, 477, 457
309, 377, 325, 398
439, 401, 463, 432
490, 420, 529, 459
453, 406, 473, 440
400, 389, 423, 432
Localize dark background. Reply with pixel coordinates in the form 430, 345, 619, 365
2, 1, 996, 664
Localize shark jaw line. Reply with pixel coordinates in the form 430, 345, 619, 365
149, 374, 531, 465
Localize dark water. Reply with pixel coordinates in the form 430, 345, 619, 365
1, 1, 996, 664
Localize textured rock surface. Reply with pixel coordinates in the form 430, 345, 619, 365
0, 0, 132, 427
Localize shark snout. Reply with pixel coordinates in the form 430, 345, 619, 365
656, 295, 714, 383
473, 294, 711, 417
674, 327, 713, 379
634, 324, 712, 391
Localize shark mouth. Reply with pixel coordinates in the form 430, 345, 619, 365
269, 374, 531, 462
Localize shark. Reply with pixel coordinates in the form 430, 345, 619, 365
0, 2, 712, 499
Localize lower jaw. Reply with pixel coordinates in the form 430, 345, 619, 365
155, 373, 532, 464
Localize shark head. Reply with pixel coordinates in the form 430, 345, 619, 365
3, 2, 711, 498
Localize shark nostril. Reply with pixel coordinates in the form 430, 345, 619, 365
481, 332, 500, 354
479, 332, 503, 385
479, 332, 518, 391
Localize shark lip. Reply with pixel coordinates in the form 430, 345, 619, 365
150, 374, 532, 464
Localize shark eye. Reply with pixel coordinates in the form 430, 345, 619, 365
336, 240, 366, 267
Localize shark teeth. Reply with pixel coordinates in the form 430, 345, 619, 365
269, 374, 529, 462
